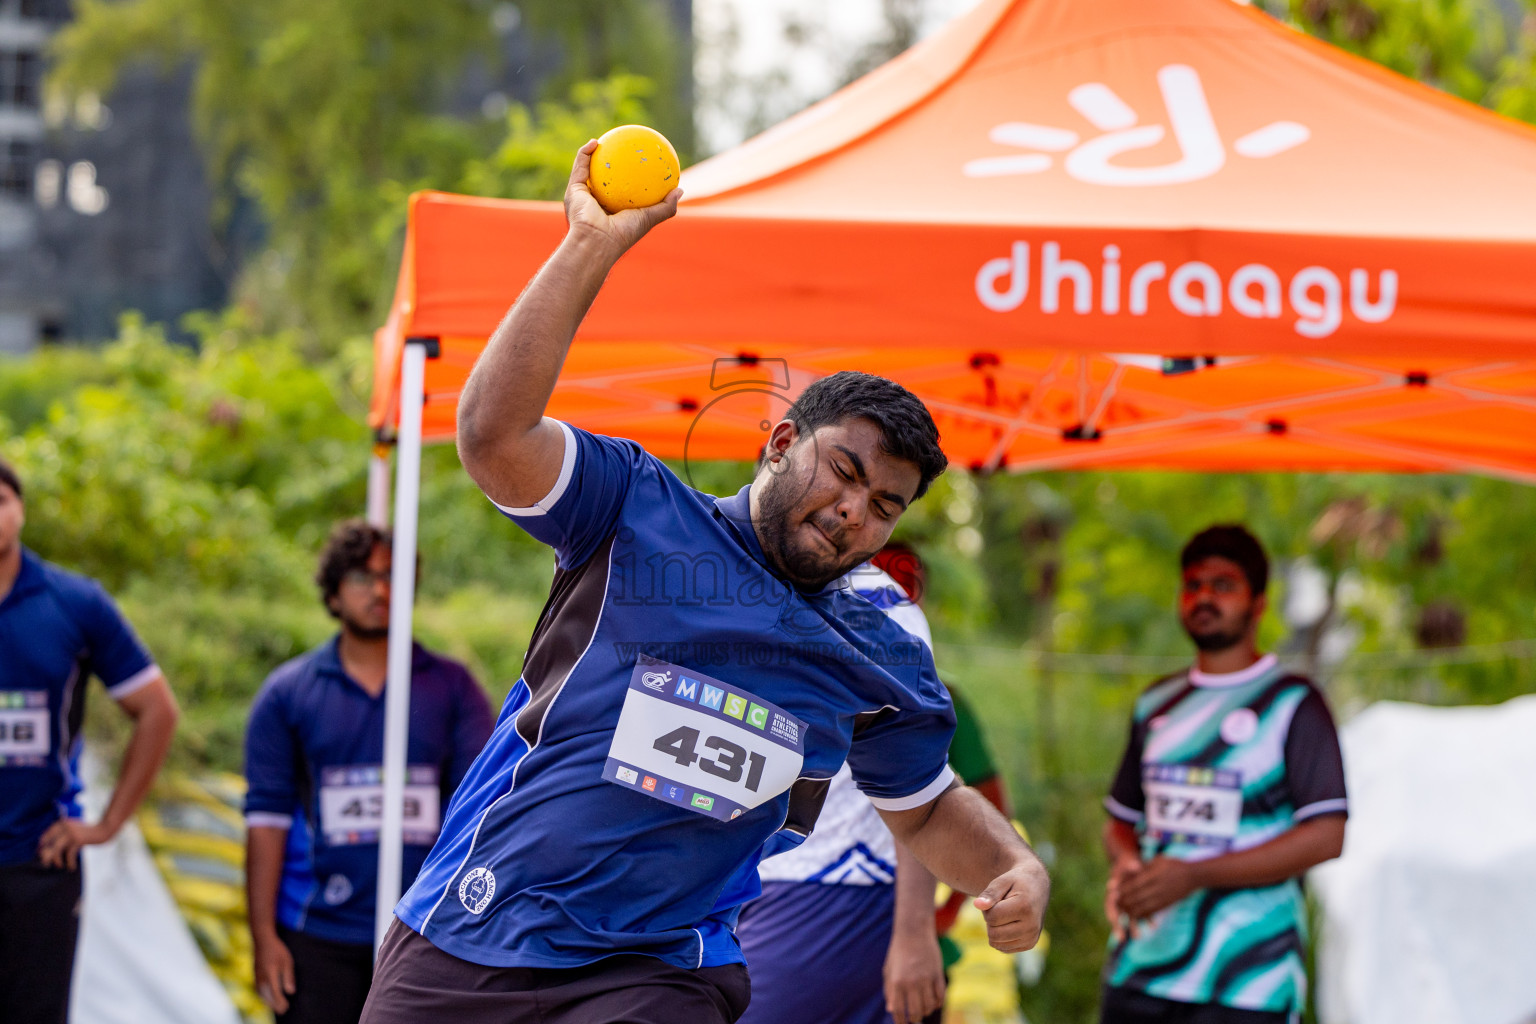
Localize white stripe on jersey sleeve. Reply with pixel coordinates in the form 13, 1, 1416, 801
107, 664, 163, 700
1293, 797, 1349, 822
867, 764, 956, 812
1104, 795, 1145, 823
488, 420, 577, 517
245, 812, 294, 829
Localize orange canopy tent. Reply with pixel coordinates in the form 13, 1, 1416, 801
363, 0, 1536, 932
371, 0, 1536, 480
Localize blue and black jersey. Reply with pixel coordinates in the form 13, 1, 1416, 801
1104, 654, 1348, 1015
0, 548, 160, 866
243, 637, 493, 946
395, 422, 957, 971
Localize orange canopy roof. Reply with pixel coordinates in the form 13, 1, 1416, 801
371, 0, 1536, 480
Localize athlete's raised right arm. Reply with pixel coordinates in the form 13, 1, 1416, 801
457, 141, 680, 509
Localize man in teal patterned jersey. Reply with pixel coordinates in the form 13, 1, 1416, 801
1100, 526, 1348, 1024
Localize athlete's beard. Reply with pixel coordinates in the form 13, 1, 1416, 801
1183, 603, 1254, 652
755, 473, 865, 591
340, 615, 390, 642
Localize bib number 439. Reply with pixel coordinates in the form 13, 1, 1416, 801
336, 793, 424, 820
653, 727, 767, 791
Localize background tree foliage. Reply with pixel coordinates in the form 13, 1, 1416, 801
7, 325, 1536, 1022
1267, 0, 1536, 116
48, 0, 688, 344
7, 1, 1536, 1022
0, 321, 553, 766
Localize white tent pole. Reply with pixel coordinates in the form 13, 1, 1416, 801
375, 339, 427, 951
366, 444, 392, 526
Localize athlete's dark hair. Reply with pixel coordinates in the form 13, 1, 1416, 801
316, 519, 392, 614
1181, 524, 1269, 595
0, 457, 20, 499
787, 372, 947, 499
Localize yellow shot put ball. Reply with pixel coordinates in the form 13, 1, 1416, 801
588, 125, 680, 213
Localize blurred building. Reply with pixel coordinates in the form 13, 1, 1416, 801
0, 0, 693, 354
31, 64, 241, 351
0, 0, 62, 351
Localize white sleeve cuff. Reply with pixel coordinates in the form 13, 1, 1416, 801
866, 764, 957, 812
488, 421, 577, 517
245, 812, 294, 829
107, 664, 163, 700
1104, 796, 1145, 823
1293, 798, 1349, 822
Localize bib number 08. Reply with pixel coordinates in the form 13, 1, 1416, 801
0, 720, 36, 743
653, 727, 767, 792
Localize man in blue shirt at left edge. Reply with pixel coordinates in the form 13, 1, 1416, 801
0, 456, 181, 1024
359, 142, 1051, 1024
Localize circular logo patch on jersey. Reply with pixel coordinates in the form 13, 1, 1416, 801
459, 867, 496, 915
1221, 708, 1259, 745
322, 873, 353, 906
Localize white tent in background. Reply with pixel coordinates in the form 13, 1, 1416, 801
1311, 697, 1536, 1024
71, 753, 239, 1024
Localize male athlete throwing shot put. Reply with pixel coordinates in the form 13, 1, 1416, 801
360, 142, 1049, 1023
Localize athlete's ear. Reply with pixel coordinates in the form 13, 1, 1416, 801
1250, 591, 1268, 631
765, 419, 799, 461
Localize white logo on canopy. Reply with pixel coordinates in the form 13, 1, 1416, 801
964, 65, 1309, 186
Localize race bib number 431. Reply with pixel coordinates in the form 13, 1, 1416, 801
0, 691, 51, 766
1143, 763, 1243, 848
604, 659, 807, 823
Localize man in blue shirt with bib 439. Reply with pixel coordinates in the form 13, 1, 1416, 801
244, 520, 494, 1023
0, 457, 181, 1024
358, 143, 1050, 1024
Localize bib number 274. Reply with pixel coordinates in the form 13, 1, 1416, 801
653, 727, 767, 791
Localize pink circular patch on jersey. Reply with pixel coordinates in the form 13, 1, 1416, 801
1220, 708, 1259, 744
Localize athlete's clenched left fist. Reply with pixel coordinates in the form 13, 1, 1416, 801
974, 860, 1051, 953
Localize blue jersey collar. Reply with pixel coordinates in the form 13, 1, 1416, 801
2, 547, 47, 608
713, 486, 850, 596
713, 486, 766, 564
315, 633, 430, 695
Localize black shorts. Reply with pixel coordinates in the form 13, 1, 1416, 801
361, 918, 752, 1024
0, 860, 84, 1024
276, 924, 375, 1024
1101, 986, 1293, 1024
